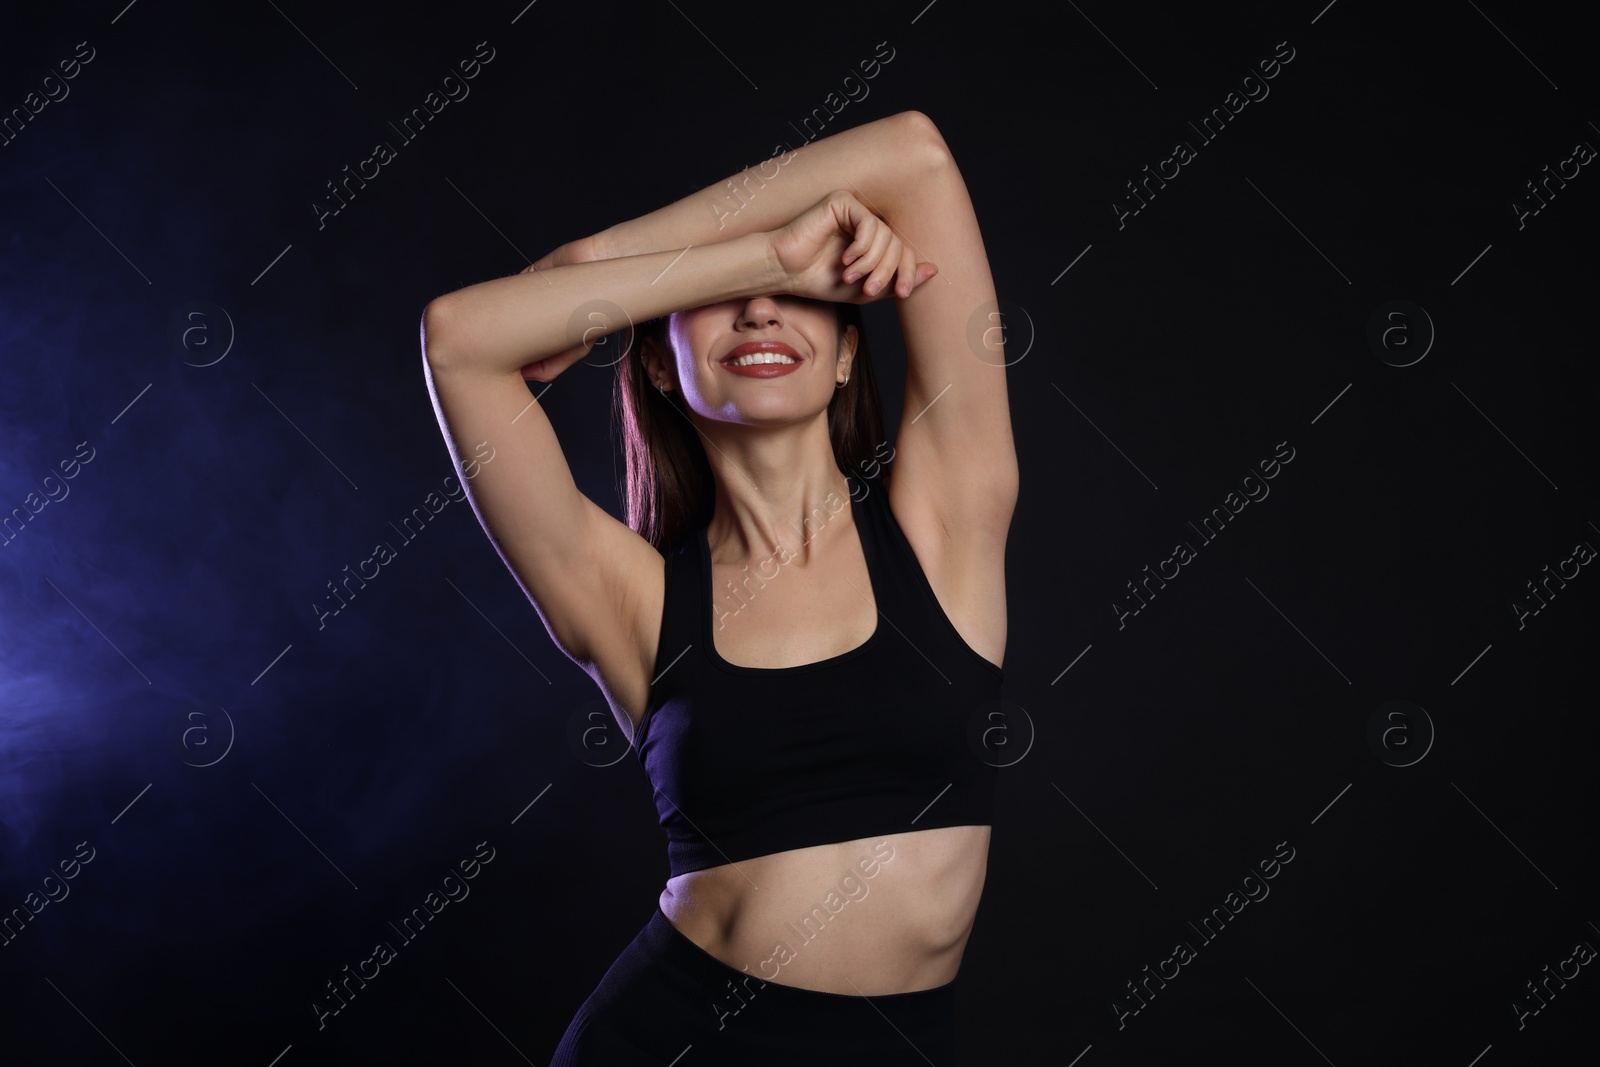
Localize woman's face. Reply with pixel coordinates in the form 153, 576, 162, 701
664, 294, 855, 426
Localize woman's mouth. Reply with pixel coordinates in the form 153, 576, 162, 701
721, 342, 802, 378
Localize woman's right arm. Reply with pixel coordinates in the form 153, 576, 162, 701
418, 234, 782, 702
424, 233, 781, 378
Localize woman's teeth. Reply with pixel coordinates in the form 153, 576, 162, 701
728, 352, 798, 367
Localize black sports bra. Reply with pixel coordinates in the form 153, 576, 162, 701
633, 480, 1003, 878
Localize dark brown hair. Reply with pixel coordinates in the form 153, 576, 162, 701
613, 303, 884, 555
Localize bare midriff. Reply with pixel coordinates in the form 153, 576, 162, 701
657, 823, 991, 995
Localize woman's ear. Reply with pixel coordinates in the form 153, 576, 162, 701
837, 324, 859, 381
639, 332, 672, 392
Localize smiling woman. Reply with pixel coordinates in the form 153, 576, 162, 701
420, 109, 1016, 1064
610, 293, 885, 557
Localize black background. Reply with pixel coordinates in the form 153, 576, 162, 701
1, 1, 1595, 1064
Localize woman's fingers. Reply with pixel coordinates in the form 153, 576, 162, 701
841, 214, 877, 278
849, 227, 898, 297
894, 244, 919, 298
519, 337, 594, 382
838, 200, 921, 298
523, 240, 579, 275
844, 215, 895, 291
863, 230, 901, 296
775, 191, 933, 303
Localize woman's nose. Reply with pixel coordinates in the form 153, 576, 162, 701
739, 295, 782, 328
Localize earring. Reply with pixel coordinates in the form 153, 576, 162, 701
835, 374, 850, 390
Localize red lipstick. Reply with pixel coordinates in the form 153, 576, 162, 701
720, 341, 802, 378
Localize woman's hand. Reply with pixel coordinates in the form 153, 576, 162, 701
520, 232, 611, 276
768, 191, 937, 304
516, 339, 595, 383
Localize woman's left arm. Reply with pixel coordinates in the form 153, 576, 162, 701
575, 111, 944, 262
880, 118, 1018, 552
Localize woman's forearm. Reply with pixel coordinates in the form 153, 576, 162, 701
593, 111, 945, 259
424, 233, 780, 376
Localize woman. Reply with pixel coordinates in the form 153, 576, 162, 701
421, 110, 1016, 1064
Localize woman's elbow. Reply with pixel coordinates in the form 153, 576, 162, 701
420, 297, 459, 370
896, 110, 953, 170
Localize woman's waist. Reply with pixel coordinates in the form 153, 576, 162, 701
658, 825, 990, 994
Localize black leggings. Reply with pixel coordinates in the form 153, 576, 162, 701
551, 903, 960, 1065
